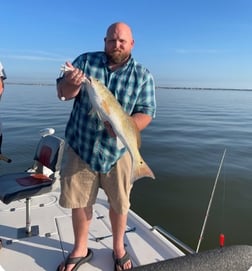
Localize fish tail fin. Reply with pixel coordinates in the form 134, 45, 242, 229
131, 159, 155, 183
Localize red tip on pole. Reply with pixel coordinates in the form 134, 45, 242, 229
219, 233, 225, 247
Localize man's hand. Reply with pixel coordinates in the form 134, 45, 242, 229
63, 62, 84, 87
57, 62, 84, 100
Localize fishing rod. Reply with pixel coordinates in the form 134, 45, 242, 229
0, 153, 12, 163
0, 124, 11, 162
196, 148, 226, 253
0, 129, 55, 164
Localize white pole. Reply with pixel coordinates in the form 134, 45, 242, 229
196, 148, 226, 253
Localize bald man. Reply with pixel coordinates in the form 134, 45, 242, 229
57, 22, 156, 271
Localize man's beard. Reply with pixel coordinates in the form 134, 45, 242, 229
106, 50, 129, 65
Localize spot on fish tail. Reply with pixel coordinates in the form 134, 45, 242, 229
131, 159, 155, 183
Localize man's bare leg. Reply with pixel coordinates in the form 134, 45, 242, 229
110, 207, 132, 270
58, 207, 92, 271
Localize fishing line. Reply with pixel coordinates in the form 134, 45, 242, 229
55, 217, 67, 260
196, 148, 226, 253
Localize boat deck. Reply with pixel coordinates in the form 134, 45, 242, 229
0, 185, 184, 271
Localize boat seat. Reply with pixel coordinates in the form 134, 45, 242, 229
0, 133, 65, 238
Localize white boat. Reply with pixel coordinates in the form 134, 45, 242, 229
0, 129, 251, 271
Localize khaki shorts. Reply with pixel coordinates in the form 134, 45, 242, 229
59, 146, 133, 214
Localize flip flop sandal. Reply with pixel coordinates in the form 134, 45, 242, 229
113, 250, 133, 270
57, 248, 93, 271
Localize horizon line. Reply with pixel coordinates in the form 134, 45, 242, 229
5, 82, 252, 91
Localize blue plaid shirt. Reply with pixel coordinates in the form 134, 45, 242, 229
64, 51, 156, 173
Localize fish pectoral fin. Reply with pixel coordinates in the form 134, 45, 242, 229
96, 111, 103, 121
88, 108, 104, 122
88, 108, 96, 116
116, 137, 125, 150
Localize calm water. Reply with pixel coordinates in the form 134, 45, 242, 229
1, 85, 252, 251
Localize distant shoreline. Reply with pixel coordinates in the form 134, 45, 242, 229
6, 82, 55, 86
157, 86, 252, 91
5, 82, 252, 91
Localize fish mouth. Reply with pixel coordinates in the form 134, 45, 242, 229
84, 75, 91, 84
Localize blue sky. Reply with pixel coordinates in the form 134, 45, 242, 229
1, 0, 252, 89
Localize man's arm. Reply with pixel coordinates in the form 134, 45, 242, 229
0, 62, 6, 96
0, 78, 4, 96
131, 113, 152, 132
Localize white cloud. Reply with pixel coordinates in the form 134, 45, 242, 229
0, 48, 71, 62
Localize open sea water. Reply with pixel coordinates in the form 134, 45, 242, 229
1, 84, 252, 252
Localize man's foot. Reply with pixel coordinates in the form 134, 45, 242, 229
57, 248, 93, 271
113, 250, 133, 270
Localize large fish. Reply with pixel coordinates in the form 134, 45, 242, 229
61, 65, 155, 183
85, 76, 155, 183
